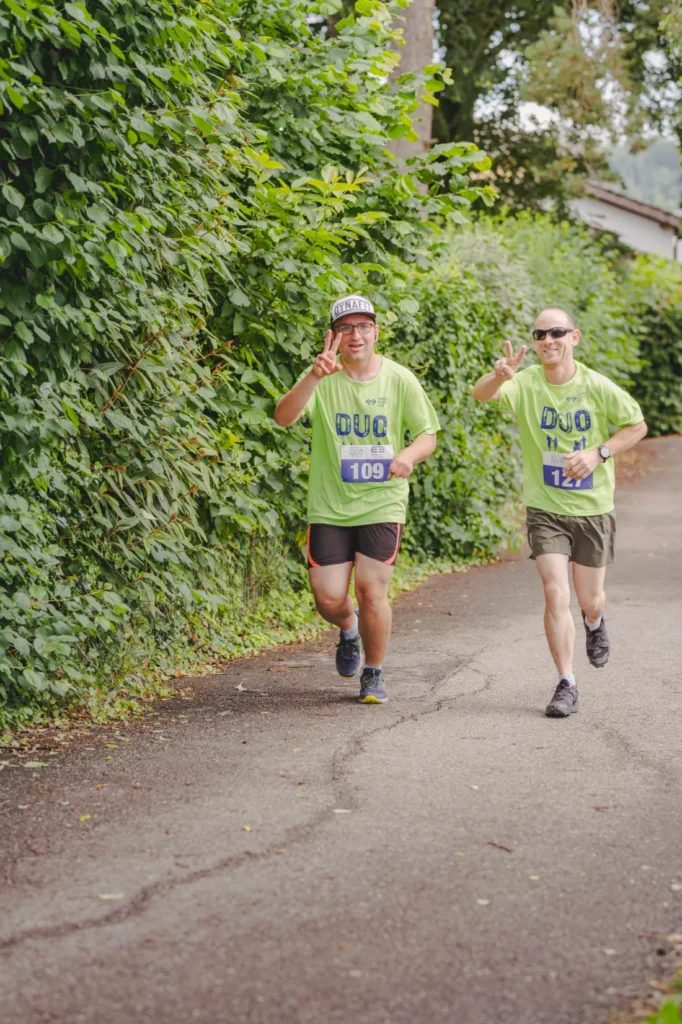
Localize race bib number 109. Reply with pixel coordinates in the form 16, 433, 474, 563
341, 444, 394, 483
542, 452, 594, 490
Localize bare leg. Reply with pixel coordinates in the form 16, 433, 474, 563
572, 563, 607, 623
535, 553, 574, 676
308, 562, 355, 630
353, 553, 394, 667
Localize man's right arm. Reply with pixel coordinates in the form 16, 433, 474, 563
472, 340, 528, 403
274, 372, 319, 427
274, 328, 343, 427
472, 370, 504, 403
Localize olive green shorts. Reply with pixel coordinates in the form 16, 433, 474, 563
526, 507, 616, 568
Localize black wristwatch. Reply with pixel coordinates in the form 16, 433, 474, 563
598, 445, 611, 462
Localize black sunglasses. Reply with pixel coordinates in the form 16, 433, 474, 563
532, 327, 575, 341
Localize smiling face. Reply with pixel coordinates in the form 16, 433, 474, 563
333, 314, 378, 363
532, 308, 580, 368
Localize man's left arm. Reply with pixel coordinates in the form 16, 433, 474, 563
564, 420, 648, 480
389, 431, 438, 480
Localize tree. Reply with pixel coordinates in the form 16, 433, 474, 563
390, 0, 436, 158
433, 0, 682, 209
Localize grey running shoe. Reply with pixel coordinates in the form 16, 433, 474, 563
582, 612, 610, 668
359, 667, 388, 704
545, 679, 579, 718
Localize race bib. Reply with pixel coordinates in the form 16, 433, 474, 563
542, 452, 593, 491
341, 444, 394, 483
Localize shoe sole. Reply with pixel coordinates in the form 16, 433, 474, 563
359, 694, 388, 704
587, 653, 609, 668
338, 671, 359, 679
545, 700, 579, 717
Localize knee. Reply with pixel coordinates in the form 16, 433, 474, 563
314, 593, 346, 620
581, 596, 604, 621
543, 580, 570, 615
355, 584, 387, 613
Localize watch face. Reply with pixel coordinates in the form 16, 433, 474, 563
600, 446, 610, 459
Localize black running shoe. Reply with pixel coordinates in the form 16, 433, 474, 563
582, 612, 610, 668
545, 679, 579, 718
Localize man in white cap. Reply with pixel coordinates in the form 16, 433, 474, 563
275, 295, 440, 703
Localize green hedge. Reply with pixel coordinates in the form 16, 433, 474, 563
0, 0, 676, 732
0, 0, 494, 728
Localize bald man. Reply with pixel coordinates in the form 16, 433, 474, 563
472, 308, 647, 718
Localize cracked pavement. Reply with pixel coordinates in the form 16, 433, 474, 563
1, 436, 681, 1024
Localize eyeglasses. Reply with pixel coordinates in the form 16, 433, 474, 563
336, 322, 375, 336
532, 327, 575, 341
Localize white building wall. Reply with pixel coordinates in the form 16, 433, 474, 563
572, 197, 677, 260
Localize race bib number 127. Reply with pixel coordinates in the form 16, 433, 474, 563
341, 444, 394, 483
542, 452, 594, 491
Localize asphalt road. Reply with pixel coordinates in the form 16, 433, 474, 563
1, 437, 681, 1024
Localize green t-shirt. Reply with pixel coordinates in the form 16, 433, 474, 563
498, 362, 643, 516
300, 357, 440, 526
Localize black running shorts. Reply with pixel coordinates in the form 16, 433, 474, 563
306, 523, 403, 568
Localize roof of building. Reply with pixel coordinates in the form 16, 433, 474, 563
585, 181, 680, 231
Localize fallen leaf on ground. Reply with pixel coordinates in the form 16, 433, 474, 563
476, 899, 490, 906
603, 948, 618, 956
471, 785, 479, 790
242, 825, 252, 832
274, 848, 286, 854
105, 744, 118, 750
529, 875, 540, 881
666, 934, 682, 943
96, 784, 107, 790
60, 800, 70, 806
98, 893, 124, 901
17, 804, 29, 810
235, 682, 246, 692
333, 809, 352, 814
23, 761, 48, 769
217, 711, 232, 717
79, 814, 91, 822
105, 756, 113, 761
671, 883, 682, 892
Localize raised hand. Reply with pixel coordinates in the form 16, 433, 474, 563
493, 340, 527, 380
312, 330, 343, 379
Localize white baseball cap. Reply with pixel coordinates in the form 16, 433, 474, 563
330, 294, 377, 326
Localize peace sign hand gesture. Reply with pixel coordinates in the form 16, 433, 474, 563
493, 340, 527, 381
312, 330, 343, 379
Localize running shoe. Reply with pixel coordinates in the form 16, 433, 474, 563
545, 679, 579, 717
336, 628, 362, 679
582, 612, 610, 668
359, 667, 388, 704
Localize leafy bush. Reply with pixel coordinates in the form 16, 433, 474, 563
628, 257, 682, 436
390, 213, 645, 560
0, 0, 493, 727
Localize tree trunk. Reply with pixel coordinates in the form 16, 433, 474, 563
390, 0, 435, 160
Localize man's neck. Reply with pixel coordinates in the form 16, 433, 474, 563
342, 352, 382, 382
543, 358, 578, 386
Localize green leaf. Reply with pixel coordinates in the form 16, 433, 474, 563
34, 168, 54, 194
14, 322, 34, 344
229, 288, 250, 308
2, 184, 25, 210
